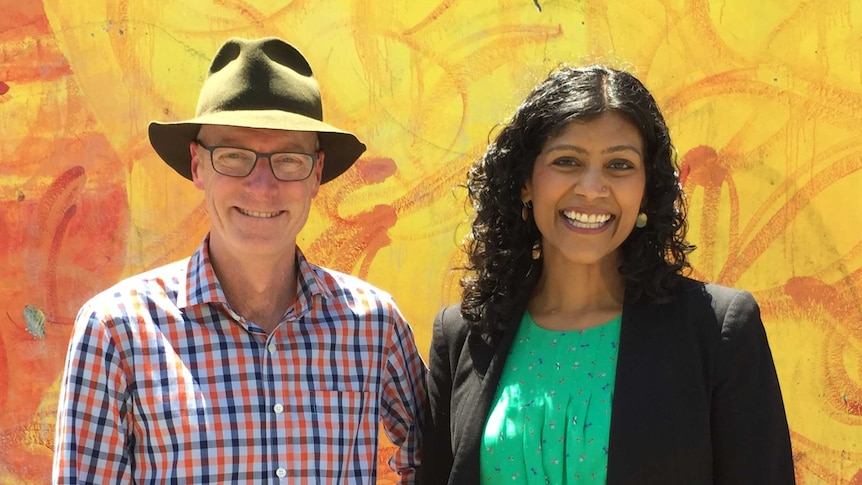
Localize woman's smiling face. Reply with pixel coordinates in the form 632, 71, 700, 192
522, 111, 647, 269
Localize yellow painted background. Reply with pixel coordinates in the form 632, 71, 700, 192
1, 0, 861, 483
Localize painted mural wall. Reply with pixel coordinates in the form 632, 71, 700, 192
1, 0, 861, 483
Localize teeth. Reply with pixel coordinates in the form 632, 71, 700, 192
238, 208, 281, 218
563, 211, 611, 224
562, 210, 612, 225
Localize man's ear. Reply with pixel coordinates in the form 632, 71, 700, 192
310, 151, 324, 197
190, 141, 204, 190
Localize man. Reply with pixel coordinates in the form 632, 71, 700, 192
53, 37, 427, 483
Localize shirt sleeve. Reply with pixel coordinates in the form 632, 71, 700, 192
53, 303, 132, 484
711, 290, 795, 484
379, 301, 428, 484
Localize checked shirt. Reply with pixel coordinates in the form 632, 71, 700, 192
53, 239, 427, 484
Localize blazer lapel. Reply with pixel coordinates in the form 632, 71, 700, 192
607, 296, 688, 485
451, 321, 520, 483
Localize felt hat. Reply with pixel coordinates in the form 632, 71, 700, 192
148, 37, 366, 184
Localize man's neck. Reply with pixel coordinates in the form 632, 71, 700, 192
207, 241, 299, 334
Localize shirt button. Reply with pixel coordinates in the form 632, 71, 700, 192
268, 344, 277, 354
275, 467, 287, 478
273, 403, 284, 414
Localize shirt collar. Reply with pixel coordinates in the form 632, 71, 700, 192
178, 236, 333, 315
291, 246, 333, 317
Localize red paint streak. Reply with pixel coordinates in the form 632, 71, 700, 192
401, 0, 458, 36
353, 157, 397, 184
53, 165, 86, 189
789, 430, 861, 483
308, 204, 397, 278
309, 157, 404, 274
0, 82, 8, 95
680, 145, 722, 187
3, 36, 73, 84
0, 1, 52, 33
784, 276, 862, 417
35, 166, 86, 218
356, 205, 398, 278
30, 165, 85, 241
46, 205, 77, 321
677, 160, 690, 186
22, 165, 86, 325
0, 328, 8, 413
784, 277, 847, 316
679, 145, 740, 281
724, 152, 862, 286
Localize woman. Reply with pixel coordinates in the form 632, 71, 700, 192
421, 65, 795, 484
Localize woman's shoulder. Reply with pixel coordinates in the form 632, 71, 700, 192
674, 275, 756, 307
664, 274, 746, 300
432, 303, 471, 344
669, 276, 761, 330
435, 303, 466, 322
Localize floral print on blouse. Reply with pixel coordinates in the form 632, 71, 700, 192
480, 312, 622, 484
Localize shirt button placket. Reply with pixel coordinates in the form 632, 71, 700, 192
266, 340, 285, 481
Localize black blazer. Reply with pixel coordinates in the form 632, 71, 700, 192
421, 278, 795, 484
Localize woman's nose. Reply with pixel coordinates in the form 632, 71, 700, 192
573, 169, 607, 199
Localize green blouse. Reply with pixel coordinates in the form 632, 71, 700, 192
480, 312, 622, 484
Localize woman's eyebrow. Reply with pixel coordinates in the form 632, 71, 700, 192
544, 144, 642, 156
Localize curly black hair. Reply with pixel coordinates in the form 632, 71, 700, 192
460, 65, 693, 336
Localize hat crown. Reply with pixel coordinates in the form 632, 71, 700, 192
195, 37, 323, 121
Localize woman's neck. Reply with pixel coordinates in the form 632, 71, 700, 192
528, 252, 625, 331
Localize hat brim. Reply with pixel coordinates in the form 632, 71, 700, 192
148, 110, 366, 184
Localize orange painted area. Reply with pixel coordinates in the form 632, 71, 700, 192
2, 0, 861, 483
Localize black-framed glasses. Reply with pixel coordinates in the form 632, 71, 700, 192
196, 141, 319, 181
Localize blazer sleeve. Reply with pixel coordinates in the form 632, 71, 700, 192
420, 305, 463, 485
710, 289, 795, 484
